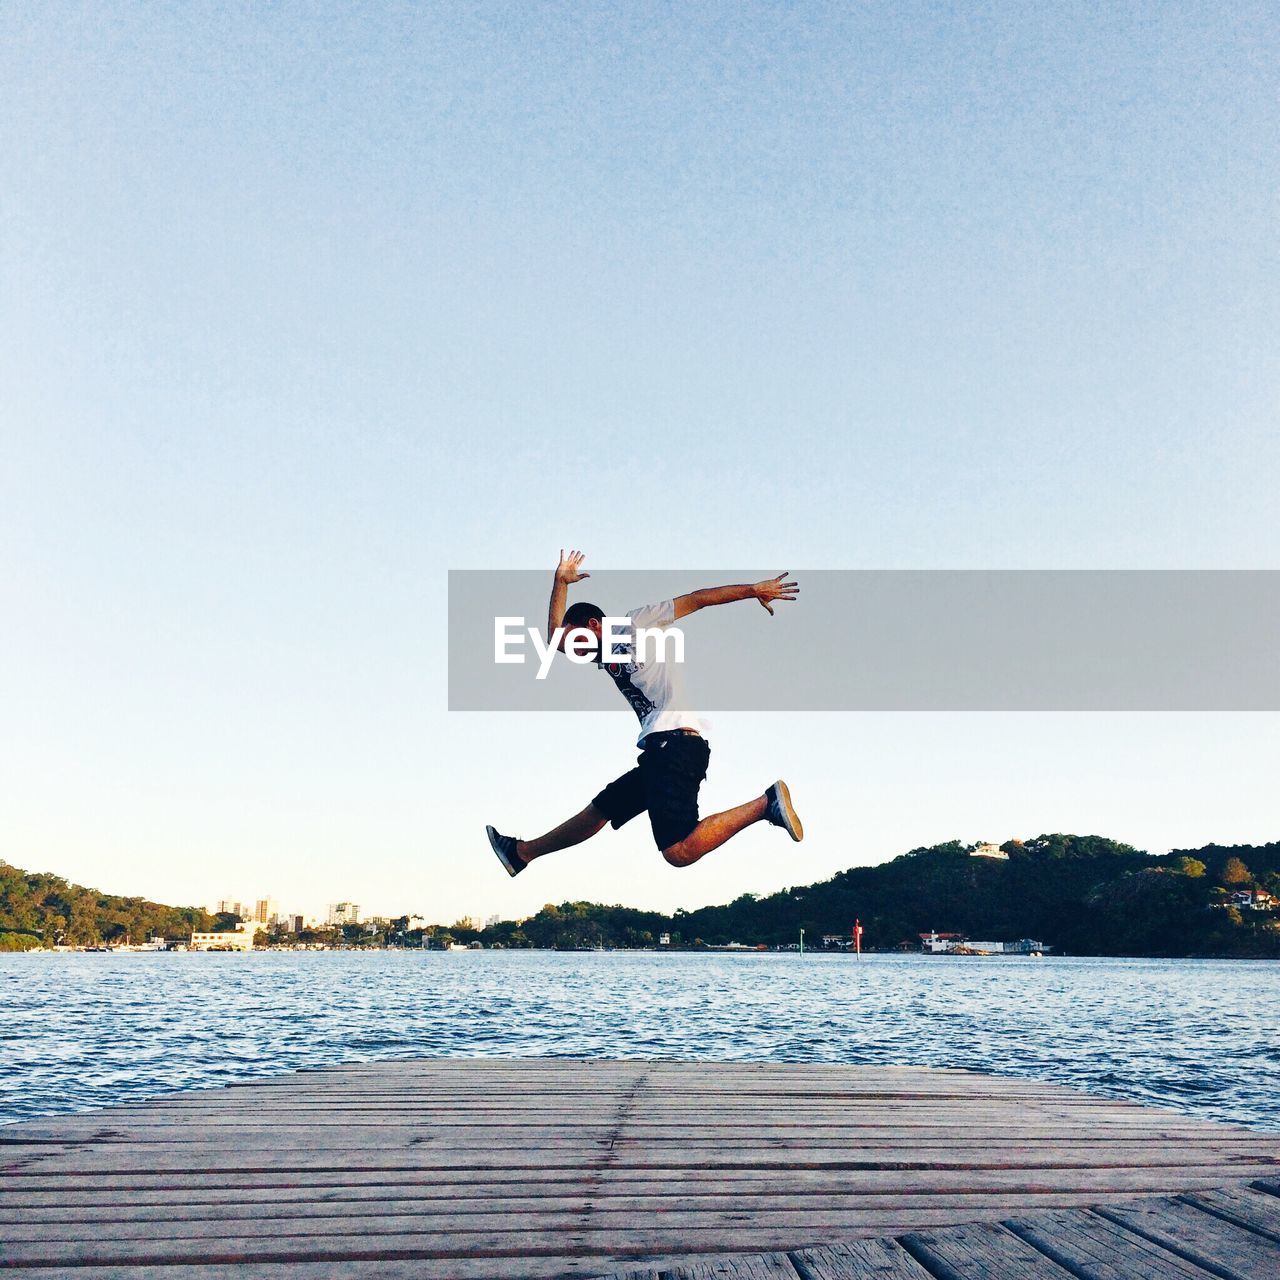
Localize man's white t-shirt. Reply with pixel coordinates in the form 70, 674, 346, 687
599, 600, 703, 746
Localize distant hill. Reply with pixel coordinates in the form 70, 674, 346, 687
678, 834, 1280, 956
493, 835, 1280, 957
5, 836, 1278, 956
0, 862, 213, 950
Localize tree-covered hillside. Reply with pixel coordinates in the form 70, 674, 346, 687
482, 836, 1280, 957
662, 835, 1280, 956
0, 862, 213, 950
4, 836, 1278, 955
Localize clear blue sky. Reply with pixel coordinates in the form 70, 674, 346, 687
2, 2, 1277, 924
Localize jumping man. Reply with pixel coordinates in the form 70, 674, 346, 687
487, 551, 804, 875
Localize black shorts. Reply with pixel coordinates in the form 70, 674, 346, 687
591, 731, 711, 851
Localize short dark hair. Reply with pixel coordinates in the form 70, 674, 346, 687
563, 601, 604, 628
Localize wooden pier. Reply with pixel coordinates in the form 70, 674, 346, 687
3, 1059, 1280, 1278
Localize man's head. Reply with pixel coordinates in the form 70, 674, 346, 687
562, 601, 605, 659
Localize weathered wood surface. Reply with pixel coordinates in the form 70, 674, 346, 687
603, 1186, 1280, 1279
793, 1237, 934, 1278
1094, 1193, 1280, 1278
1003, 1206, 1223, 1279
3, 1058, 1279, 1278
900, 1220, 1077, 1278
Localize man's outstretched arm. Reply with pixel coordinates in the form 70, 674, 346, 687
674, 573, 798, 620
547, 549, 590, 647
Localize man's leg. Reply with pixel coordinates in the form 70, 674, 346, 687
650, 733, 802, 868
489, 766, 646, 874
643, 734, 773, 869
661, 795, 768, 868
516, 804, 608, 865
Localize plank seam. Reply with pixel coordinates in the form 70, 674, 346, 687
575, 1062, 652, 1241
895, 1232, 968, 1280
785, 1249, 821, 1280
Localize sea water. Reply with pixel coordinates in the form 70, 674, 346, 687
3, 950, 1276, 1129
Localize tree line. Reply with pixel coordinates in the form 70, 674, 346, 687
0, 862, 214, 950
465, 836, 1280, 956
3, 835, 1278, 956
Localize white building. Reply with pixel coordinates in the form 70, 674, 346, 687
971, 843, 1009, 860
328, 902, 360, 926
1228, 889, 1275, 911
958, 939, 1047, 955
920, 931, 964, 953
190, 922, 258, 951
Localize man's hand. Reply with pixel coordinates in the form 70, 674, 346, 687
556, 549, 590, 584
548, 550, 588, 650
752, 572, 799, 616
673, 573, 800, 621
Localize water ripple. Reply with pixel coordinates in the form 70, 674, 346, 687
2, 952, 1277, 1130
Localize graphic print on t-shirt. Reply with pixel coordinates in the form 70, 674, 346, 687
597, 599, 703, 745
603, 659, 656, 724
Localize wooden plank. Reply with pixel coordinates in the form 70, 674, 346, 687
11, 1168, 1280, 1220
0, 1218, 1007, 1269
1097, 1197, 1280, 1280
901, 1218, 1080, 1280
35, 1159, 1280, 1188
607, 1256, 798, 1280
165, 1101, 1232, 1113
3, 1200, 1155, 1245
1004, 1206, 1223, 1279
900, 1220, 1076, 1278
12, 1101, 1235, 1117
141, 1120, 1238, 1136
1182, 1183, 1280, 1241
7, 1093, 1228, 1113
12, 1148, 1278, 1177
0, 1093, 1140, 1111
0, 1259, 679, 1280
7, 1107, 1261, 1128
7, 1158, 1275, 1190
12, 1086, 1214, 1103
11, 1145, 1278, 1169
0, 1177, 1172, 1218
793, 1236, 934, 1278
2, 1205, 1080, 1250
30, 1079, 1206, 1096
11, 1097, 1231, 1116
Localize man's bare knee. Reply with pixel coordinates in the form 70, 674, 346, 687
662, 841, 694, 868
